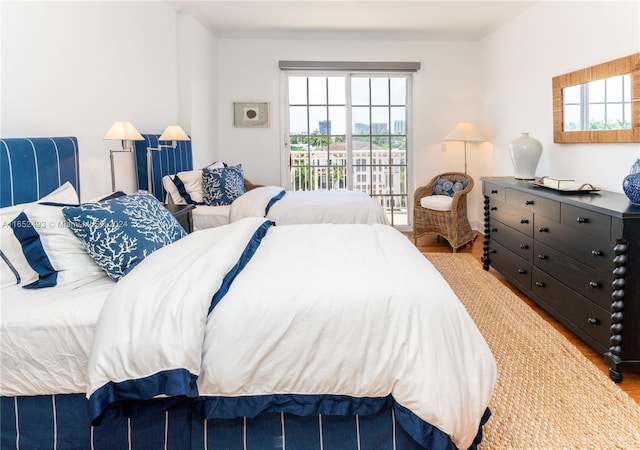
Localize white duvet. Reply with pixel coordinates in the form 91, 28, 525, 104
1, 276, 114, 396
229, 186, 390, 225
87, 218, 496, 449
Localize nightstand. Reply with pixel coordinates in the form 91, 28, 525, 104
164, 203, 195, 233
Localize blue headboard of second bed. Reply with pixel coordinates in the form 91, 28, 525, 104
0, 137, 80, 208
134, 134, 193, 202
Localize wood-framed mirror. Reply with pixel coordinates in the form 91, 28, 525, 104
553, 53, 640, 143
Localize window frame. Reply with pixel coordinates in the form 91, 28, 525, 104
280, 70, 415, 226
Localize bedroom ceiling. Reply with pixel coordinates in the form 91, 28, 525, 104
166, 1, 536, 41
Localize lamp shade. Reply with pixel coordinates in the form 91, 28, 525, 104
443, 122, 485, 142
103, 121, 144, 141
159, 125, 190, 141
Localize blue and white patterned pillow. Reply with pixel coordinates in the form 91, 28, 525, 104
202, 164, 246, 206
62, 192, 186, 281
433, 177, 468, 197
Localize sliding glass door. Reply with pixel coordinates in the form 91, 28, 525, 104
284, 73, 412, 226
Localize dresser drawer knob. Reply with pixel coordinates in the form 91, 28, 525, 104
537, 254, 547, 260
517, 268, 527, 275
520, 219, 529, 224
520, 244, 529, 250
491, 206, 497, 211
491, 189, 498, 194
535, 281, 545, 288
576, 217, 589, 224
591, 250, 603, 257
525, 200, 535, 205
490, 250, 497, 254
589, 281, 601, 288
538, 227, 549, 232
491, 228, 498, 233
587, 317, 600, 326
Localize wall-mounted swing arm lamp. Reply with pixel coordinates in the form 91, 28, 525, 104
104, 121, 144, 191
443, 122, 486, 174
146, 125, 190, 196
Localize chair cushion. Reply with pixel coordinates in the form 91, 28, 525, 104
420, 195, 453, 211
433, 177, 468, 197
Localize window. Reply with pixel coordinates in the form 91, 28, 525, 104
283, 72, 414, 226
563, 74, 631, 131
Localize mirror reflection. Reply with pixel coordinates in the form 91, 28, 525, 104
552, 53, 639, 143
562, 74, 631, 131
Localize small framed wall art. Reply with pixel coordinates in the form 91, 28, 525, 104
233, 102, 270, 128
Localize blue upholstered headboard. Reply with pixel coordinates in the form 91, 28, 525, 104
0, 137, 80, 207
134, 134, 193, 202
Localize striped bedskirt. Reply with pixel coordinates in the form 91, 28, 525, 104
1, 394, 427, 450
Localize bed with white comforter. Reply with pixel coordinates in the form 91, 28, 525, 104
229, 185, 389, 224
190, 186, 390, 231
88, 217, 496, 450
135, 134, 390, 231
2, 136, 495, 450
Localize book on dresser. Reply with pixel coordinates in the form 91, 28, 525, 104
481, 176, 640, 382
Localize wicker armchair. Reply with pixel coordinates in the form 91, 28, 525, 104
412, 172, 475, 252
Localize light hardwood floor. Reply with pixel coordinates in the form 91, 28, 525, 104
409, 231, 640, 405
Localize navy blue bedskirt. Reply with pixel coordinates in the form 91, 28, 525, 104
1, 394, 436, 450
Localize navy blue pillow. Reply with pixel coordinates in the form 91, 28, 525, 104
202, 164, 246, 206
62, 192, 186, 281
433, 177, 468, 197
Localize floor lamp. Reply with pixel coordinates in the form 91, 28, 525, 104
104, 121, 144, 191
146, 125, 190, 196
443, 122, 486, 174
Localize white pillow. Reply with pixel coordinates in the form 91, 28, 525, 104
1, 182, 79, 288
162, 161, 227, 205
9, 183, 108, 289
163, 171, 200, 205
420, 195, 453, 212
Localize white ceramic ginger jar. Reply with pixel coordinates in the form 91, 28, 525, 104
509, 132, 542, 180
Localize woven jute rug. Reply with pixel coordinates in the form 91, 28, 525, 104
424, 253, 640, 449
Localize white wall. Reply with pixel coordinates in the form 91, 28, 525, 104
216, 38, 484, 213
3, 1, 638, 226
478, 1, 640, 223
215, 2, 639, 229
177, 12, 219, 170
1, 1, 181, 200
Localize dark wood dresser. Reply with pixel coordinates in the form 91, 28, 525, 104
481, 176, 640, 382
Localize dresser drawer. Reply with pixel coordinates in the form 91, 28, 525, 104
484, 181, 506, 203
534, 215, 614, 272
490, 218, 533, 262
561, 203, 612, 240
481, 177, 640, 379
533, 241, 611, 310
506, 188, 560, 221
532, 268, 609, 351
489, 241, 532, 290
489, 200, 533, 236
